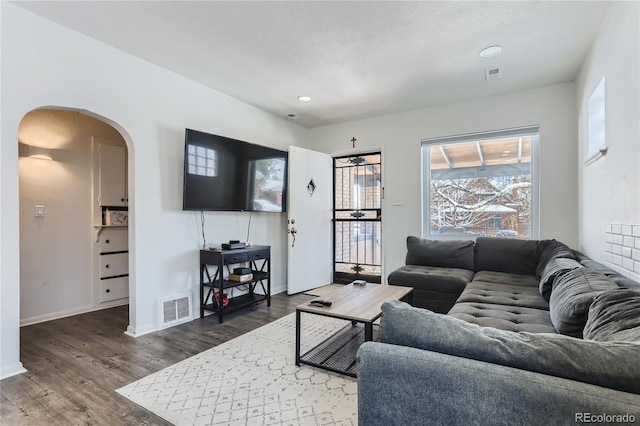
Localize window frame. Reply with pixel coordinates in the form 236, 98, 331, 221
587, 77, 606, 162
421, 126, 540, 240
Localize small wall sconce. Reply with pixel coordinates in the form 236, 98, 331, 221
19, 143, 53, 160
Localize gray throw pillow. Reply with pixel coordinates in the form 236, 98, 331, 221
535, 239, 576, 277
549, 268, 618, 337
474, 237, 541, 276
405, 236, 474, 271
539, 258, 583, 301
584, 289, 640, 342
381, 300, 640, 395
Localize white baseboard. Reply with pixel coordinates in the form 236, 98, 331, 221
124, 323, 157, 337
122, 286, 287, 338
20, 300, 129, 327
271, 284, 286, 295
1, 362, 27, 380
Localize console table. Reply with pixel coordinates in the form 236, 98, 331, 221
200, 245, 271, 323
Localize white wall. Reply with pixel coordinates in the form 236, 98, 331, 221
1, 3, 308, 378
308, 83, 579, 278
576, 2, 640, 279
18, 110, 127, 325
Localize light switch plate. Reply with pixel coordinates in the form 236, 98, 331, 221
35, 205, 45, 218
392, 197, 402, 206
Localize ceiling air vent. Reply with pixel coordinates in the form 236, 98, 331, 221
485, 67, 503, 81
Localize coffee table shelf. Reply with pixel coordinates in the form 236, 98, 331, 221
295, 282, 412, 377
299, 322, 380, 377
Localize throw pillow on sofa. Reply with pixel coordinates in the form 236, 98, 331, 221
535, 239, 576, 278
380, 300, 640, 395
474, 237, 541, 276
584, 288, 640, 342
549, 268, 619, 337
539, 258, 583, 301
405, 236, 475, 271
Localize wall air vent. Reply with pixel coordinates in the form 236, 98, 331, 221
157, 292, 192, 330
485, 67, 503, 81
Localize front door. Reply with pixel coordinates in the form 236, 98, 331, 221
287, 146, 333, 294
333, 153, 382, 284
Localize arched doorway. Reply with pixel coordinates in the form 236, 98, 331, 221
18, 107, 134, 329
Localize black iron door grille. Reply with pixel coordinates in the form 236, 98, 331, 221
333, 153, 382, 284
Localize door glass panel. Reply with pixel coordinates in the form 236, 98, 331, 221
334, 153, 382, 283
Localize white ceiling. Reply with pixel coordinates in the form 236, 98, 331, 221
13, 1, 611, 128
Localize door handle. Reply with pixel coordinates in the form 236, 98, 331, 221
288, 227, 297, 247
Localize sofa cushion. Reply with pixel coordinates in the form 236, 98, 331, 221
549, 268, 619, 337
387, 264, 473, 295
456, 281, 549, 311
448, 302, 555, 333
381, 300, 640, 395
584, 289, 640, 342
539, 258, 583, 301
405, 236, 475, 271
474, 237, 541, 276
472, 270, 539, 288
535, 239, 576, 277
580, 259, 640, 289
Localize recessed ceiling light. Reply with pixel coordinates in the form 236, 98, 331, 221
297, 95, 311, 102
480, 45, 502, 58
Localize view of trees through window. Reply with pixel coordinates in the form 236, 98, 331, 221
250, 158, 286, 212
424, 135, 536, 238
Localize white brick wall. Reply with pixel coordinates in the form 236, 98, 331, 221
605, 224, 640, 282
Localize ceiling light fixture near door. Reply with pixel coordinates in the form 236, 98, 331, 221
297, 95, 311, 102
480, 45, 502, 58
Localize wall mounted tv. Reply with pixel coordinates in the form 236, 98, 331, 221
182, 128, 288, 212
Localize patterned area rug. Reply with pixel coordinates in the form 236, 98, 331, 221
116, 313, 357, 425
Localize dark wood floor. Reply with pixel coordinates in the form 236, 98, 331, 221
0, 292, 313, 426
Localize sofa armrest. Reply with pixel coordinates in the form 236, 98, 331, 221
357, 342, 640, 426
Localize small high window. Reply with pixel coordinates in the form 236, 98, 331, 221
587, 77, 606, 161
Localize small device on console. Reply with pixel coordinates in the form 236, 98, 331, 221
233, 267, 252, 275
352, 280, 367, 286
222, 240, 246, 250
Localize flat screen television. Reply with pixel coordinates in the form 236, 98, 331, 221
182, 128, 288, 212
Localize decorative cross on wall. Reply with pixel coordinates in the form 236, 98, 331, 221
351, 137, 357, 148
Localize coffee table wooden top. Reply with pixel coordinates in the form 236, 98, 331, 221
297, 283, 413, 323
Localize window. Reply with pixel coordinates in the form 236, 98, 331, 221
587, 77, 606, 161
187, 144, 217, 177
421, 127, 539, 239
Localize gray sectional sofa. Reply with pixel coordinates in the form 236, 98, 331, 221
357, 236, 640, 425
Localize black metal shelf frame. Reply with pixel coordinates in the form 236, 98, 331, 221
199, 246, 271, 323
